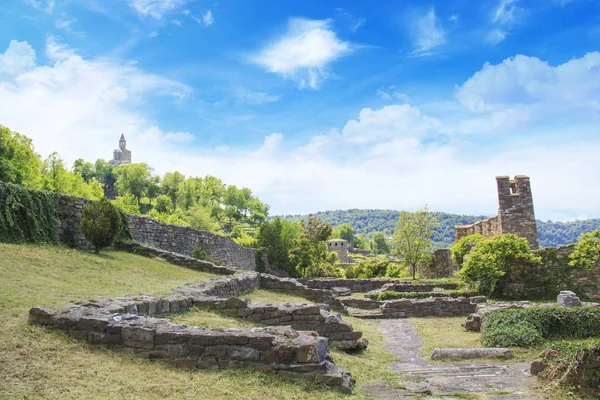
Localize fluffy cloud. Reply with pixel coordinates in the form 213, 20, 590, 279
249, 18, 351, 89
0, 40, 36, 76
128, 0, 189, 19
455, 52, 600, 114
203, 11, 214, 27
410, 8, 445, 56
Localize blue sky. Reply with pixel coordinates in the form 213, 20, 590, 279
0, 0, 599, 220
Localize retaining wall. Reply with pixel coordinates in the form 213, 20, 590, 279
339, 296, 481, 319
299, 278, 458, 293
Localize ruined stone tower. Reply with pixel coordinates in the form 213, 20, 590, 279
109, 133, 132, 166
455, 175, 539, 250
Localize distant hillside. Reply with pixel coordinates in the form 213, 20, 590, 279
278, 209, 600, 249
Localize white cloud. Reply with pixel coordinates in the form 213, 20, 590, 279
492, 0, 520, 25
249, 18, 351, 89
128, 0, 189, 19
258, 133, 283, 153
455, 52, 600, 114
28, 0, 55, 14
148, 31, 158, 38
410, 8, 445, 56
0, 40, 36, 76
203, 10, 214, 27
377, 86, 410, 102
234, 91, 280, 105
487, 29, 507, 45
171, 19, 182, 26
45, 36, 77, 61
164, 132, 195, 143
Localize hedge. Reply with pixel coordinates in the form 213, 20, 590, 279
482, 307, 600, 347
368, 289, 480, 301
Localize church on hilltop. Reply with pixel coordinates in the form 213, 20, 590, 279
109, 134, 132, 166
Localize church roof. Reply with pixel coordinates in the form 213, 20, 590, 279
120, 133, 125, 140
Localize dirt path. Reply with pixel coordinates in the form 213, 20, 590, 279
360, 319, 545, 399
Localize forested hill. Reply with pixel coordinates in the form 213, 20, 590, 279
278, 209, 600, 249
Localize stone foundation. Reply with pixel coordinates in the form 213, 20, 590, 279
299, 278, 458, 293
338, 296, 481, 319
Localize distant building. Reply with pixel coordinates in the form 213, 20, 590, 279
327, 239, 349, 263
109, 134, 132, 166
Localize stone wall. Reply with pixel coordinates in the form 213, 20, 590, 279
51, 193, 257, 271
454, 175, 539, 250
28, 272, 359, 391
422, 249, 459, 279
337, 296, 480, 318
129, 215, 256, 270
299, 278, 458, 293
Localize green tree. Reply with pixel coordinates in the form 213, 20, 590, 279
391, 206, 438, 279
146, 175, 161, 205
0, 126, 42, 188
154, 194, 173, 213
94, 159, 117, 192
80, 197, 121, 254
42, 153, 103, 200
354, 234, 368, 250
569, 229, 600, 269
336, 223, 355, 247
114, 163, 151, 205
451, 233, 486, 267
162, 171, 185, 205
370, 231, 390, 254
257, 217, 302, 275
72, 158, 95, 183
299, 214, 333, 278
458, 234, 542, 295
187, 205, 217, 232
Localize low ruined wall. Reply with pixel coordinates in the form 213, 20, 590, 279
116, 242, 239, 275
55, 194, 93, 248
339, 296, 480, 318
28, 272, 357, 391
260, 275, 337, 305
299, 278, 458, 294
129, 215, 256, 270
382, 297, 478, 318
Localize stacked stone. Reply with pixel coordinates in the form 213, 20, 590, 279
421, 249, 459, 279
335, 297, 382, 310
381, 297, 478, 318
55, 194, 93, 249
128, 215, 256, 270
116, 242, 239, 275
28, 307, 354, 392
260, 275, 337, 305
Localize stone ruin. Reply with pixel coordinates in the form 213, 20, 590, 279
455, 175, 539, 250
29, 268, 368, 392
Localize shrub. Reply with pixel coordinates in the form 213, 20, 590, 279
385, 262, 410, 278
481, 307, 600, 347
80, 197, 121, 254
343, 259, 390, 278
369, 289, 479, 301
189, 247, 219, 264
451, 233, 485, 267
569, 229, 600, 270
457, 233, 541, 296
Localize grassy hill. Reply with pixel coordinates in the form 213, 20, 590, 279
0, 243, 383, 400
278, 209, 600, 248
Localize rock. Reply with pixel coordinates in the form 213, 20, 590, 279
530, 360, 547, 375
463, 313, 483, 332
557, 290, 582, 307
471, 296, 487, 304
431, 347, 512, 360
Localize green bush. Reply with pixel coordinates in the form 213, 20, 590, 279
344, 259, 391, 278
457, 233, 541, 296
80, 197, 121, 254
482, 307, 600, 347
482, 321, 543, 347
0, 182, 58, 243
569, 229, 600, 270
451, 233, 485, 267
385, 262, 410, 278
189, 247, 219, 264
368, 289, 479, 301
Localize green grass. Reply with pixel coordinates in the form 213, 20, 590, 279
409, 317, 483, 359
171, 307, 257, 330
0, 243, 398, 399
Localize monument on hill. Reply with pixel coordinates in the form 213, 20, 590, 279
454, 175, 539, 249
109, 134, 132, 166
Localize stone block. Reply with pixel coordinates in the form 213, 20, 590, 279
28, 307, 55, 326
227, 346, 260, 361
557, 290, 582, 307
122, 325, 155, 349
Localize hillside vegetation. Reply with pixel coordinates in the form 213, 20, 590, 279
279, 209, 600, 248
